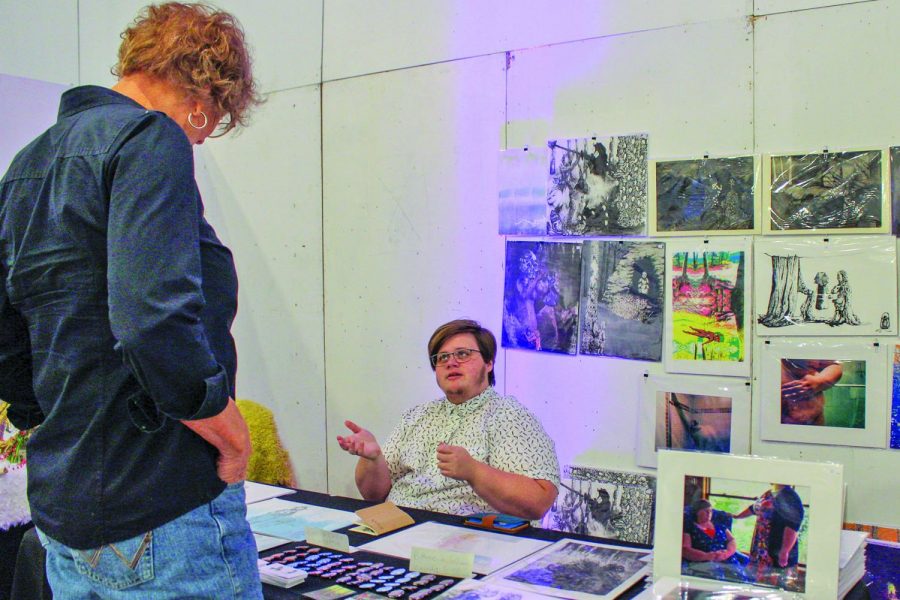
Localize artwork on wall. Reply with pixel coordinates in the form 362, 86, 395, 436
486, 538, 650, 600
664, 237, 751, 377
579, 240, 664, 361
545, 135, 648, 236
637, 374, 750, 468
649, 155, 759, 236
758, 338, 888, 448
754, 236, 897, 336
502, 240, 582, 354
541, 465, 656, 545
892, 345, 900, 450
865, 539, 900, 599
654, 451, 843, 599
763, 149, 889, 234
498, 147, 550, 235
892, 147, 900, 236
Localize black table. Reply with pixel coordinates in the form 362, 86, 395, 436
260, 489, 653, 600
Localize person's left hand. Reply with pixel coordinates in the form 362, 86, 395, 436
436, 443, 478, 481
777, 547, 790, 568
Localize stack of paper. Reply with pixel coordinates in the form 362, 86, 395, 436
839, 530, 869, 598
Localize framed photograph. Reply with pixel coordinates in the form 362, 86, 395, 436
649, 155, 760, 236
892, 344, 900, 450
541, 465, 656, 545
754, 235, 897, 336
579, 240, 665, 361
665, 237, 752, 377
891, 147, 900, 236
637, 374, 751, 468
502, 240, 582, 355
498, 147, 550, 236
486, 538, 651, 600
762, 149, 889, 234
758, 338, 888, 448
545, 135, 648, 236
654, 451, 843, 599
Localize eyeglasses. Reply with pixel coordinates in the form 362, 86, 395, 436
430, 348, 482, 367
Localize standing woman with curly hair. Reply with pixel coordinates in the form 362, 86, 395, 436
0, 3, 264, 598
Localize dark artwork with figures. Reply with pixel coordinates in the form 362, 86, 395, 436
892, 346, 900, 449
681, 476, 810, 594
579, 241, 664, 361
541, 466, 656, 545
892, 147, 900, 236
656, 392, 731, 453
781, 359, 865, 429
768, 150, 883, 231
758, 259, 863, 328
545, 135, 648, 236
502, 241, 582, 354
654, 156, 756, 233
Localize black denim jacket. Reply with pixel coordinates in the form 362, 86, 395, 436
0, 86, 237, 549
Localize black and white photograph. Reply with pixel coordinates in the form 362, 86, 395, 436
754, 236, 897, 336
545, 135, 648, 236
502, 241, 582, 354
541, 465, 656, 545
488, 538, 650, 600
579, 240, 664, 361
651, 156, 757, 235
766, 149, 887, 233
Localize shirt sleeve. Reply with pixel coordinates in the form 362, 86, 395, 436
105, 114, 228, 422
487, 398, 561, 487
0, 284, 43, 429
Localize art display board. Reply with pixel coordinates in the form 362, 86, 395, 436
762, 149, 889, 235
541, 465, 656, 545
637, 374, 750, 468
579, 239, 665, 361
664, 237, 752, 377
357, 521, 551, 575
498, 147, 550, 236
502, 240, 583, 355
649, 155, 760, 236
758, 338, 888, 448
654, 451, 843, 599
754, 235, 897, 337
486, 538, 651, 600
545, 135, 648, 236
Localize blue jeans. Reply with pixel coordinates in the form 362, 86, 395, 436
36, 482, 262, 599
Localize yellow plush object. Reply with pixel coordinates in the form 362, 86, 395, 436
236, 399, 296, 488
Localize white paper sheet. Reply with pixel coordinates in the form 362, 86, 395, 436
246, 498, 356, 541
358, 521, 550, 575
245, 481, 295, 504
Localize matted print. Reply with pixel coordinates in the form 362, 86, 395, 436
892, 147, 900, 236
579, 240, 664, 361
487, 538, 650, 600
541, 465, 656, 545
665, 238, 751, 377
650, 156, 759, 236
763, 149, 888, 234
865, 540, 900, 600
502, 241, 582, 354
892, 345, 900, 450
637, 375, 750, 468
655, 451, 843, 599
498, 147, 550, 235
545, 135, 648, 236
754, 236, 897, 336
758, 338, 888, 448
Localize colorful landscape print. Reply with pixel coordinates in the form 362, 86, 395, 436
671, 250, 746, 363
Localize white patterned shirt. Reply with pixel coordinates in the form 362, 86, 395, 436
383, 387, 560, 516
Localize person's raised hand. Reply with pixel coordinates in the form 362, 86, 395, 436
336, 420, 382, 460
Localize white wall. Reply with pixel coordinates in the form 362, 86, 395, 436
2, 0, 899, 527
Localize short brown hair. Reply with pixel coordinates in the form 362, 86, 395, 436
113, 2, 263, 134
427, 319, 496, 386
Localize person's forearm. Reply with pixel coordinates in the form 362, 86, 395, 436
354, 454, 392, 502
682, 543, 711, 562
468, 463, 556, 520
782, 527, 799, 553
181, 398, 250, 482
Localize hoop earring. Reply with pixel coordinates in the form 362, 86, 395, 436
188, 111, 208, 130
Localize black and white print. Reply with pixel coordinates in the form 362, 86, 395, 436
768, 150, 885, 232
541, 465, 656, 545
545, 135, 648, 236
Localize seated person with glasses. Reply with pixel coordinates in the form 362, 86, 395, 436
337, 319, 560, 520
